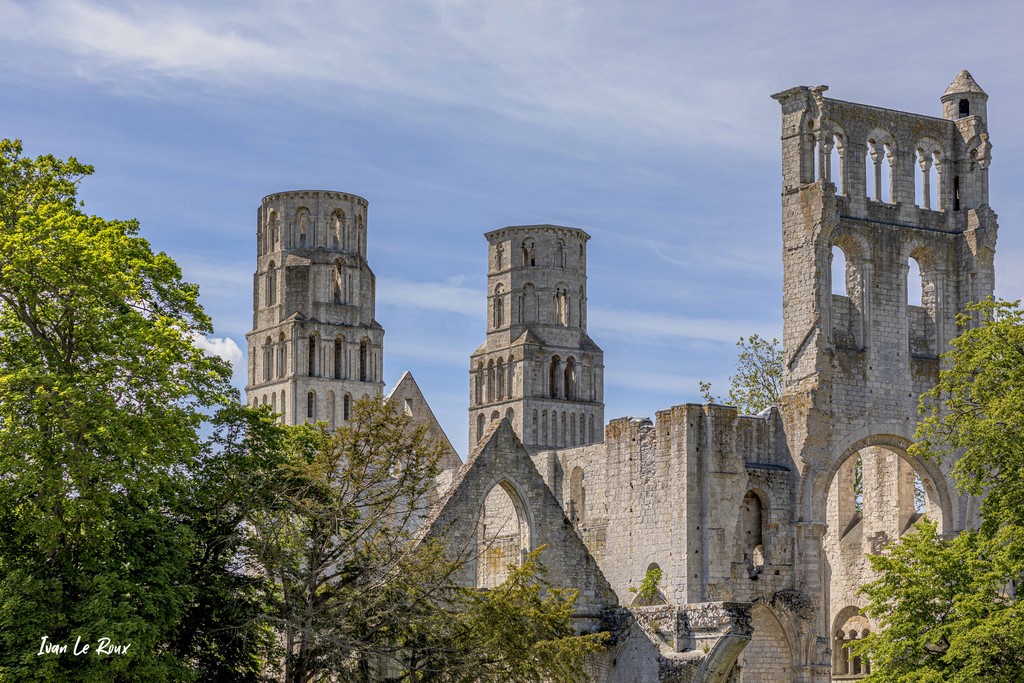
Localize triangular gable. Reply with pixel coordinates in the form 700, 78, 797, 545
385, 370, 461, 473
421, 419, 619, 619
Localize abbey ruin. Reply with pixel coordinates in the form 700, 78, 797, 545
246, 71, 996, 682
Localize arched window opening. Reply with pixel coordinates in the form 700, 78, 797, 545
343, 393, 351, 422
496, 357, 505, 399
334, 338, 344, 379
359, 339, 369, 382
959, 98, 970, 117
556, 240, 565, 268
277, 334, 286, 378
308, 335, 317, 376
831, 246, 848, 296
267, 211, 279, 253
334, 267, 343, 304
916, 147, 940, 210
490, 410, 499, 423
505, 407, 514, 424
564, 357, 576, 400
829, 133, 845, 194
541, 409, 548, 445
568, 466, 585, 528
486, 360, 495, 402
496, 244, 504, 270
476, 482, 531, 588
569, 413, 577, 446
560, 412, 567, 445
742, 490, 766, 578
475, 362, 484, 405
907, 258, 923, 306
589, 414, 595, 443
265, 262, 276, 306
522, 240, 536, 267
493, 285, 504, 329
298, 210, 309, 245
832, 612, 871, 677
550, 411, 557, 447
476, 413, 485, 442
882, 143, 895, 203
326, 391, 335, 430
549, 356, 560, 399
280, 391, 286, 422
578, 243, 584, 273
332, 210, 344, 247
953, 175, 961, 211
262, 337, 273, 382
531, 409, 538, 444
307, 391, 316, 421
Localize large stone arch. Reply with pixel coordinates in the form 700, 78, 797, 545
475, 476, 535, 588
800, 427, 955, 534
737, 603, 796, 683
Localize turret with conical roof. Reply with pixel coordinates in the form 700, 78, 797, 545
942, 69, 988, 121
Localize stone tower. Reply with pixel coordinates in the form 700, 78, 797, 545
469, 225, 604, 450
772, 71, 995, 658
245, 190, 385, 427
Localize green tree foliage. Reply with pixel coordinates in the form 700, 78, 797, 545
0, 139, 277, 681
250, 397, 454, 682
699, 334, 783, 414
853, 300, 1024, 681
252, 398, 606, 683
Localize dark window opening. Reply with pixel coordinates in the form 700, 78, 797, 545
959, 98, 970, 117
953, 176, 961, 211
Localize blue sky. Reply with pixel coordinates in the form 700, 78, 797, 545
4, 1, 1024, 457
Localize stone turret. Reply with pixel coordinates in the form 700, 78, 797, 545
245, 190, 384, 426
468, 225, 604, 450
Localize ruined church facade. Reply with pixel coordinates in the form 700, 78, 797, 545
249, 72, 996, 682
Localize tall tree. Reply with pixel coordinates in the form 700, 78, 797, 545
0, 139, 275, 681
700, 334, 783, 413
853, 299, 1024, 681
251, 398, 606, 683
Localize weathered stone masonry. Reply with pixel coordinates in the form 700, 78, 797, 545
443, 71, 995, 683
247, 72, 996, 683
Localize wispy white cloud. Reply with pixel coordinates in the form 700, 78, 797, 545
589, 305, 777, 343
376, 277, 482, 317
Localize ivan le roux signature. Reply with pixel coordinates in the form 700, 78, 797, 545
38, 636, 130, 656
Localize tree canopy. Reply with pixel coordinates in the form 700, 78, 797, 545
251, 398, 606, 683
0, 139, 278, 681
700, 334, 783, 414
853, 299, 1024, 681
